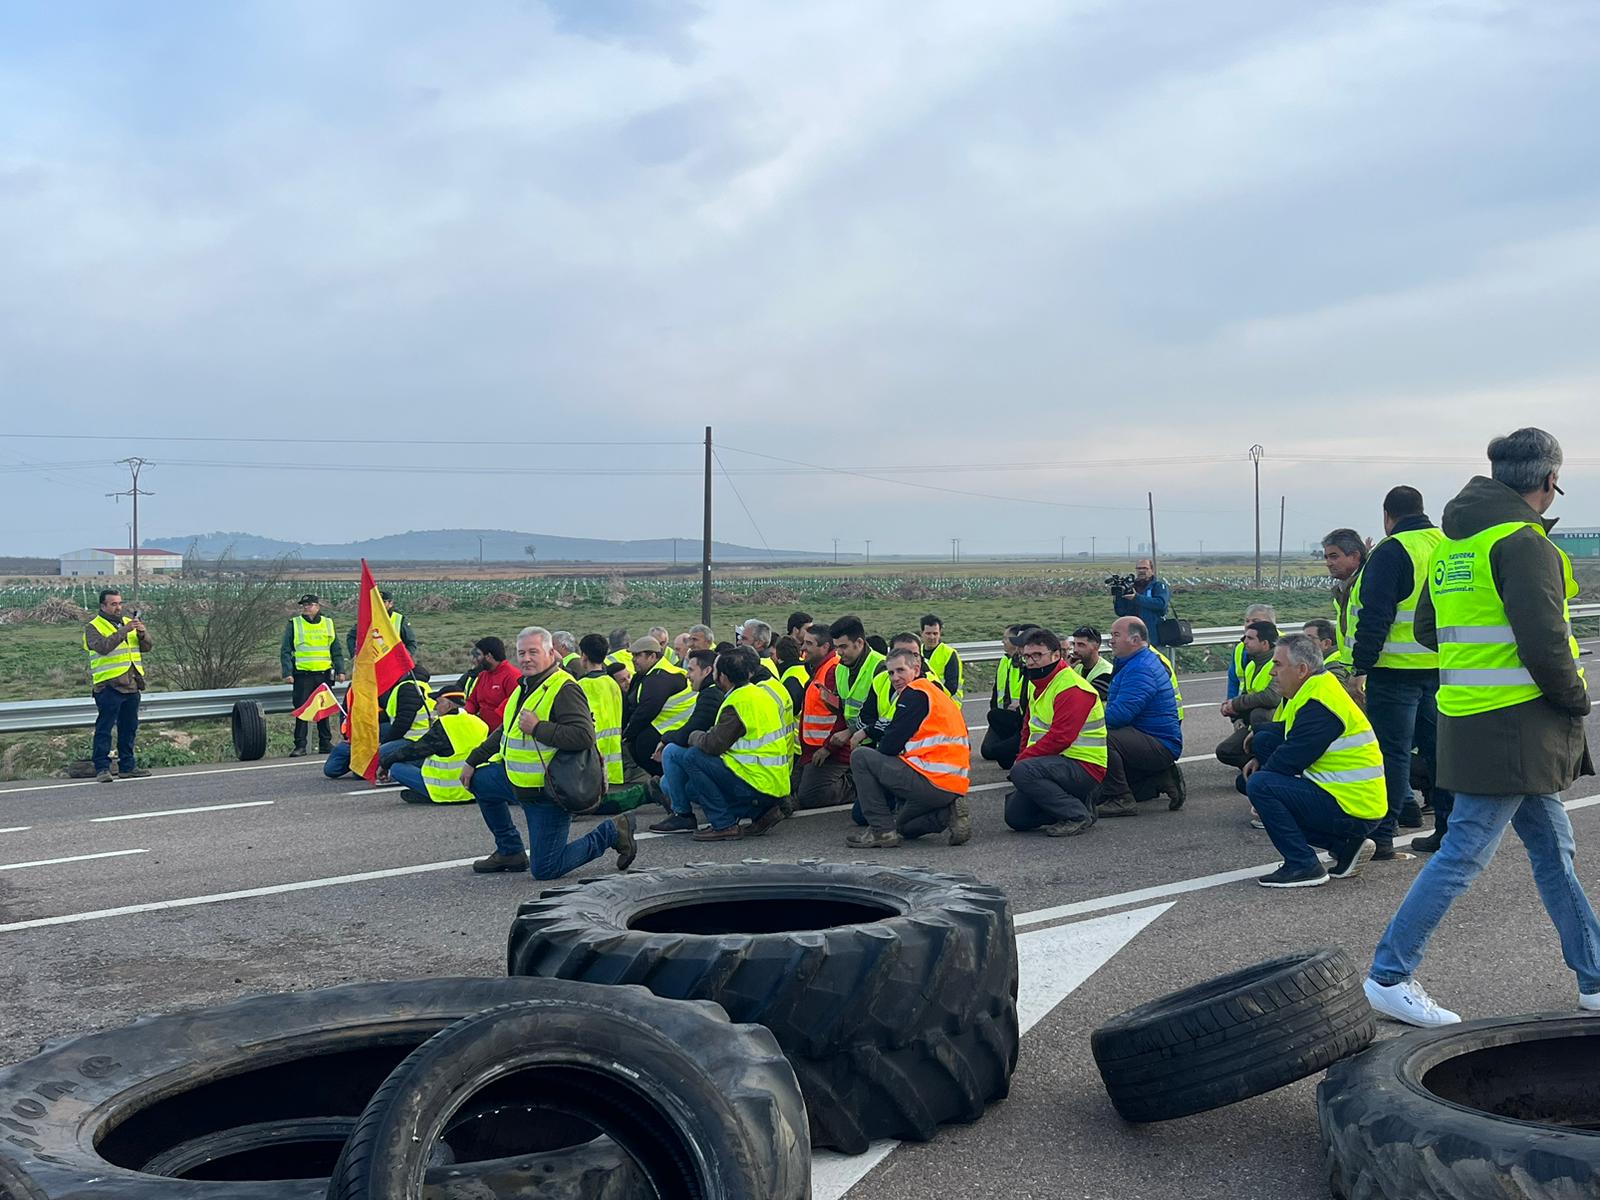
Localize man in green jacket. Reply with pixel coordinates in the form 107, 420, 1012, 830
1366, 428, 1599, 1028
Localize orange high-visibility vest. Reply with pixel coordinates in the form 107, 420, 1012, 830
802, 654, 844, 748
899, 678, 971, 795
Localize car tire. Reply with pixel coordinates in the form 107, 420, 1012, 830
329, 991, 810, 1200
1091, 946, 1374, 1122
0, 978, 645, 1199
507, 860, 1019, 1153
230, 700, 268, 761
1319, 1012, 1600, 1199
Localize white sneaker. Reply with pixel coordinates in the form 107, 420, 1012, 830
1580, 992, 1600, 1012
1363, 977, 1461, 1028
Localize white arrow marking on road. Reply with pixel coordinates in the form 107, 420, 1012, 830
810, 901, 1174, 1200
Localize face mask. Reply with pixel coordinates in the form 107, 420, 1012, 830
1024, 663, 1054, 681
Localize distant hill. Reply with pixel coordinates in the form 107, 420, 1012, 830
145, 529, 822, 563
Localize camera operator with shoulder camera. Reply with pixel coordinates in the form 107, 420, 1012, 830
1111, 559, 1172, 648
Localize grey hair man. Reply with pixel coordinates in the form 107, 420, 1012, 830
647, 626, 675, 663
551, 630, 577, 662
459, 625, 637, 880
739, 619, 773, 657
686, 624, 714, 652
1321, 528, 1367, 662
1244, 632, 1384, 891
1367, 427, 1600, 1028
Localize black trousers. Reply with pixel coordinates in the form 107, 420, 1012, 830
981, 708, 1023, 771
292, 669, 335, 750
1101, 726, 1178, 803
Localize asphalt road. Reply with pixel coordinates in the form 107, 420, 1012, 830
3, 665, 1599, 1198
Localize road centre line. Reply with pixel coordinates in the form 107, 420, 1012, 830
0, 849, 147, 873
0, 826, 31, 834
91, 801, 276, 823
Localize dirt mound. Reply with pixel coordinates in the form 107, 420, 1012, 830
411, 592, 454, 613
483, 591, 522, 609
28, 597, 91, 624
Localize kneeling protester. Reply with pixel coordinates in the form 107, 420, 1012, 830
383, 691, 489, 803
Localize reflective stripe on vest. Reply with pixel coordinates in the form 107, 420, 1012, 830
1026, 665, 1108, 769
1432, 520, 1585, 716
755, 676, 798, 759
384, 679, 434, 741
781, 663, 810, 691
924, 642, 964, 702
1241, 655, 1275, 695
801, 656, 841, 746
495, 671, 574, 789
577, 673, 625, 785
1279, 672, 1387, 819
292, 615, 335, 672
1330, 585, 1355, 666
420, 711, 489, 803
716, 683, 791, 797
1347, 528, 1445, 669
84, 615, 143, 687
899, 678, 971, 794
996, 656, 1024, 708
1154, 650, 1185, 722
647, 660, 696, 734
835, 650, 886, 724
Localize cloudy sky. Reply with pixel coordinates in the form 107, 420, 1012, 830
4, 0, 1598, 560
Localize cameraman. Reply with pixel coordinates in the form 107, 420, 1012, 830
1112, 559, 1172, 648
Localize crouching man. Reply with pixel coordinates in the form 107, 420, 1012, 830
846, 648, 972, 848
1005, 628, 1107, 838
1247, 632, 1386, 888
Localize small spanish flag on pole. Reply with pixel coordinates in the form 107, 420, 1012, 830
291, 682, 343, 724
348, 560, 416, 783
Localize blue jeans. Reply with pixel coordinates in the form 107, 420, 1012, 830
324, 742, 352, 778
673, 748, 771, 831
469, 762, 619, 879
92, 687, 141, 772
1363, 672, 1437, 840
387, 761, 427, 798
1371, 793, 1600, 993
377, 738, 412, 769
660, 743, 693, 816
1246, 769, 1378, 873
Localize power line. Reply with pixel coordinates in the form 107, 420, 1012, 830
8, 432, 698, 448
713, 450, 771, 553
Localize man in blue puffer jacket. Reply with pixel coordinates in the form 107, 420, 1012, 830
1095, 617, 1185, 817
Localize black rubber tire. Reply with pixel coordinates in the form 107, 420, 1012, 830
1091, 945, 1374, 1123
507, 859, 1019, 1153
1319, 1012, 1600, 1199
231, 700, 268, 761
330, 991, 810, 1200
0, 978, 643, 1199
0, 1155, 47, 1200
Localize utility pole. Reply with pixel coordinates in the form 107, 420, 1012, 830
951, 537, 960, 564
1125, 535, 1131, 560
865, 539, 871, 564
477, 535, 484, 565
672, 537, 678, 566
1090, 536, 1096, 563
1199, 539, 1204, 560
106, 457, 152, 607
1147, 492, 1158, 575
1276, 495, 1286, 587
1249, 444, 1265, 586
1059, 535, 1066, 562
701, 426, 712, 628
832, 537, 840, 565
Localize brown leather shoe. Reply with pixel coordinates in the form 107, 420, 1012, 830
747, 804, 785, 837
471, 851, 529, 874
692, 824, 744, 842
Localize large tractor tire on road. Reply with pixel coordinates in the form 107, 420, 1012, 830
507, 859, 1019, 1153
231, 700, 268, 761
329, 991, 809, 1200
1091, 946, 1374, 1123
0, 978, 646, 1199
1319, 1012, 1600, 1199
0, 1155, 47, 1200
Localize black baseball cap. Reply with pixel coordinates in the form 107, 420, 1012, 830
298, 594, 320, 605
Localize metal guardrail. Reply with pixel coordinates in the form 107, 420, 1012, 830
2, 607, 1595, 733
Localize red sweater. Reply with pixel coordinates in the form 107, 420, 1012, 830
1014, 662, 1106, 781
465, 659, 522, 731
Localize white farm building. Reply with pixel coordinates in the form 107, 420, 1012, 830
59, 548, 184, 577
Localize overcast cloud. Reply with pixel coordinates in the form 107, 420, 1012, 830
3, 0, 1598, 559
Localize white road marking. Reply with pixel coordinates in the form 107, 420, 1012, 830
91, 801, 275, 823
0, 826, 31, 834
0, 849, 147, 872
812, 902, 1174, 1198
0, 759, 321, 795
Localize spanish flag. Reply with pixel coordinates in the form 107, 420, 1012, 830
348, 560, 415, 782
291, 682, 342, 724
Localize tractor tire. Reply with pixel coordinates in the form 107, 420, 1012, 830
231, 700, 268, 761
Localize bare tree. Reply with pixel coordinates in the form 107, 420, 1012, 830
525, 544, 537, 562
148, 545, 298, 690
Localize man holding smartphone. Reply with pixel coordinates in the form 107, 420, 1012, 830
82, 588, 153, 782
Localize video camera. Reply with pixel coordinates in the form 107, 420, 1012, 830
1105, 573, 1137, 596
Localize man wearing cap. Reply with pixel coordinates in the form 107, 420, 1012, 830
344, 591, 418, 657
281, 594, 348, 757
382, 690, 490, 804
621, 636, 697, 776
